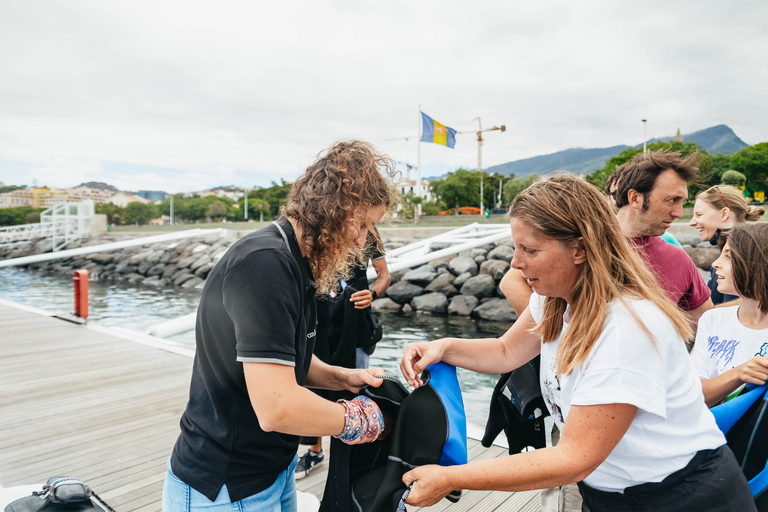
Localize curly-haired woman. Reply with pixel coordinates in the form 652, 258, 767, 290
163, 140, 396, 512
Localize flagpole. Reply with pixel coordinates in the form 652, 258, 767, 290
416, 105, 421, 224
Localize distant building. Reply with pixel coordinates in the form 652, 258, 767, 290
135, 190, 167, 202
198, 189, 243, 202
394, 179, 434, 202
674, 128, 684, 143
0, 187, 55, 208
0, 188, 34, 208
42, 186, 113, 206
0, 185, 115, 208
108, 192, 152, 207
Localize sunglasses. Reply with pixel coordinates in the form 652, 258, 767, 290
705, 185, 729, 209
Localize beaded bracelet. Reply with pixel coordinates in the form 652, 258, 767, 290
335, 396, 384, 445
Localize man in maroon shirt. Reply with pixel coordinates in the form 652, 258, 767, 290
612, 150, 712, 323
502, 150, 712, 324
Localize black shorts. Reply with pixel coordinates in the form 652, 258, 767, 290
577, 445, 755, 512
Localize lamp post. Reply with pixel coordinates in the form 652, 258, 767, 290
169, 192, 174, 225
642, 119, 647, 154
243, 188, 250, 221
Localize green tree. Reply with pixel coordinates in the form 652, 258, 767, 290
730, 142, 768, 194
431, 168, 482, 213
421, 199, 447, 216
721, 170, 747, 188
124, 202, 158, 225
586, 147, 643, 189
0, 185, 23, 194
503, 174, 539, 205
239, 181, 293, 219
95, 203, 124, 225
0, 206, 44, 227
249, 198, 270, 222
24, 211, 41, 224
205, 201, 228, 221
158, 195, 239, 223
709, 154, 733, 181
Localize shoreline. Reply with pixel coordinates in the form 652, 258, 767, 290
0, 220, 716, 321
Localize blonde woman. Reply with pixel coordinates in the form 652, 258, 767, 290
400, 174, 754, 511
689, 184, 765, 304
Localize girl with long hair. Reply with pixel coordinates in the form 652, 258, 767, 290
399, 174, 754, 511
693, 223, 768, 407
689, 184, 765, 304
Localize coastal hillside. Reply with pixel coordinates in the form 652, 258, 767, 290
644, 124, 747, 155
476, 124, 747, 179
75, 181, 120, 192
483, 145, 627, 178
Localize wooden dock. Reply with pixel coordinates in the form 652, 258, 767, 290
0, 300, 539, 511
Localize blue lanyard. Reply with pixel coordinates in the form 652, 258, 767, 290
396, 485, 412, 512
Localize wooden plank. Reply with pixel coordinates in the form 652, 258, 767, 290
1, 301, 539, 511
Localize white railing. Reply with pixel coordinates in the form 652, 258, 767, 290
367, 222, 512, 279
0, 222, 54, 245
41, 201, 95, 251
0, 228, 226, 268
0, 200, 95, 250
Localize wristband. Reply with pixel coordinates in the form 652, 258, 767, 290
371, 290, 378, 301
335, 396, 384, 445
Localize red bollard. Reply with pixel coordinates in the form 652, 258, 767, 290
73, 269, 89, 319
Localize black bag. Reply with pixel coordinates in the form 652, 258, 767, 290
482, 355, 549, 454
4, 478, 114, 512
319, 364, 467, 512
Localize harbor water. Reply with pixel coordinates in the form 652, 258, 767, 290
0, 266, 508, 425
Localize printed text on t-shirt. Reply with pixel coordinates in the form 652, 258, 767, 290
707, 336, 739, 367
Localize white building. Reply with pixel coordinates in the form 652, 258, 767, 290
394, 179, 434, 203
108, 192, 152, 207
198, 189, 243, 202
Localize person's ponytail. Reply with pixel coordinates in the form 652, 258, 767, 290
745, 205, 766, 222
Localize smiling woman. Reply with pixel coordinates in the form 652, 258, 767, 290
689, 184, 765, 305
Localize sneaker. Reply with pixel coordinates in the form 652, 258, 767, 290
295, 449, 324, 480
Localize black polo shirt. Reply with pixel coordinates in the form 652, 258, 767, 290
170, 217, 317, 502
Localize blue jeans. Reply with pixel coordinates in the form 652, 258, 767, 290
162, 455, 299, 512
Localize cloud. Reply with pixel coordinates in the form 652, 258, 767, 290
1, 0, 766, 192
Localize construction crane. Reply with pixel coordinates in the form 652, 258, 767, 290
459, 118, 506, 213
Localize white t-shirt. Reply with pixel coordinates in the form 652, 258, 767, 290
529, 292, 725, 492
692, 306, 768, 380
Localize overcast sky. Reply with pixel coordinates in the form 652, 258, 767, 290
1, 0, 766, 193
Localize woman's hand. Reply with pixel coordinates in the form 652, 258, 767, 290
402, 465, 453, 508
349, 289, 374, 309
342, 367, 385, 393
400, 339, 448, 388
737, 356, 768, 386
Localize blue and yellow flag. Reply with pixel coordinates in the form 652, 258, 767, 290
420, 112, 457, 148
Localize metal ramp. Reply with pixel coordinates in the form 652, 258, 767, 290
0, 200, 95, 250
367, 222, 512, 279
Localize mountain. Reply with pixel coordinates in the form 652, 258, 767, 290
642, 124, 747, 155
76, 181, 120, 192
483, 145, 629, 178
474, 125, 748, 179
